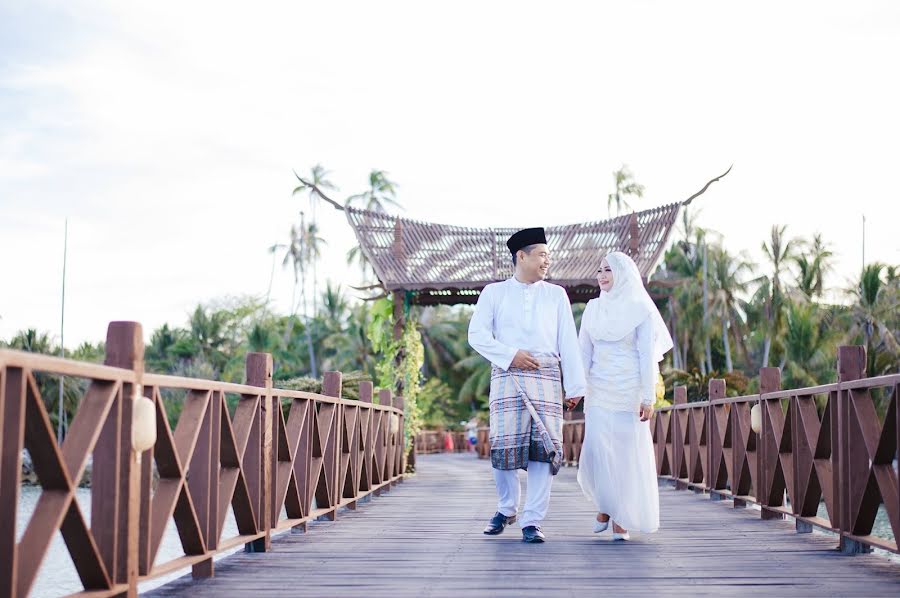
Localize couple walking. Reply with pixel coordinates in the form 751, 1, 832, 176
468, 227, 673, 543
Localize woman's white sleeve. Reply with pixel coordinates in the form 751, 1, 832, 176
636, 317, 657, 406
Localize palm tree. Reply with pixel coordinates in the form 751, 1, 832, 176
281, 224, 304, 343
794, 233, 834, 300
661, 226, 709, 373
293, 165, 337, 317
783, 301, 834, 387
343, 170, 400, 282
324, 301, 376, 377
760, 225, 797, 367
709, 245, 754, 372
346, 245, 375, 282
294, 213, 325, 378
264, 243, 286, 318
346, 169, 401, 213
454, 353, 493, 411
607, 164, 644, 217
847, 263, 899, 375
7, 328, 54, 353
417, 307, 469, 379
188, 305, 229, 375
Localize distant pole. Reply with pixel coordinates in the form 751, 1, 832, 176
861, 213, 866, 273
58, 218, 68, 443
702, 241, 710, 375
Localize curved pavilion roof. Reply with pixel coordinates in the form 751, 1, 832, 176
343, 201, 684, 305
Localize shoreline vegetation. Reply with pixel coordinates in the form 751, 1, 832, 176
4, 168, 897, 446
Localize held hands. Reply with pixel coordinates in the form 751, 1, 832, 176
565, 396, 583, 411
510, 350, 540, 370
639, 403, 654, 421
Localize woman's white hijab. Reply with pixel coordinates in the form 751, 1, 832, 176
588, 251, 673, 362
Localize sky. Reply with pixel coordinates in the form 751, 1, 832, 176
1, 0, 898, 346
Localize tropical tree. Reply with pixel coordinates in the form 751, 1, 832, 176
783, 301, 834, 387
280, 219, 319, 377
346, 169, 400, 213
345, 169, 401, 281
293, 164, 337, 317
759, 225, 798, 367
794, 233, 834, 300
607, 164, 644, 217
709, 245, 754, 372
846, 263, 899, 375
264, 242, 286, 317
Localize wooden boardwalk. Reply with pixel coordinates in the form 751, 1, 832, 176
147, 453, 900, 597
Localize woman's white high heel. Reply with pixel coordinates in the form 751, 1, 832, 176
593, 518, 609, 533
612, 530, 630, 541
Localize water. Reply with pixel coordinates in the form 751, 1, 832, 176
15, 486, 243, 598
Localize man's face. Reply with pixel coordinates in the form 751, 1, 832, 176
517, 243, 551, 280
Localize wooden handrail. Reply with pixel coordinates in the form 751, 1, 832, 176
0, 322, 407, 598
414, 430, 469, 455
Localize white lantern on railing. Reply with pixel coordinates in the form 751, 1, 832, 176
132, 386, 157, 452
750, 402, 762, 434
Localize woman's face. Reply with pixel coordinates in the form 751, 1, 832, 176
597, 258, 614, 292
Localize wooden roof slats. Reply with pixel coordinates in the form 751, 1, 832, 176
344, 201, 682, 303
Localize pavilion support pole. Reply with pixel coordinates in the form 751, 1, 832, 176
628, 213, 640, 258
391, 290, 415, 472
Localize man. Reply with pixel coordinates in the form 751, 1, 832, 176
468, 227, 586, 543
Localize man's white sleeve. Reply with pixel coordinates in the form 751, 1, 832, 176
557, 290, 587, 398
467, 286, 517, 370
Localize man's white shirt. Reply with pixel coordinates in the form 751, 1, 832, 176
467, 277, 587, 399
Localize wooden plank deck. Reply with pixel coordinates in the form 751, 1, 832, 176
146, 453, 900, 597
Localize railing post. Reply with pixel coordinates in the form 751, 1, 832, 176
377, 389, 392, 495
0, 360, 27, 597
190, 385, 220, 577
394, 395, 406, 479
758, 367, 783, 520
358, 381, 374, 498
708, 379, 726, 500
836, 345, 871, 554
245, 352, 273, 552
673, 386, 687, 490
99, 321, 143, 597
322, 371, 343, 520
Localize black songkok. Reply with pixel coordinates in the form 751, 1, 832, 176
506, 227, 547, 255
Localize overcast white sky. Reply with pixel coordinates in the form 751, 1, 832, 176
1, 0, 898, 346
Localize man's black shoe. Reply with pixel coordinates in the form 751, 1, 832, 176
483, 512, 516, 535
522, 525, 545, 543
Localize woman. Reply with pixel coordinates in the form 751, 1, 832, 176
570, 251, 673, 540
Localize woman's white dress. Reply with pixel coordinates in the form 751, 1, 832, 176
576, 300, 660, 533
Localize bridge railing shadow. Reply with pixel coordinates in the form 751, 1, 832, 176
0, 320, 405, 598
476, 345, 899, 556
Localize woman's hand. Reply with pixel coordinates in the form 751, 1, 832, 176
639, 403, 654, 421
565, 396, 583, 411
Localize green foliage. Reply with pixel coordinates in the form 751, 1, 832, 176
6, 181, 898, 442
664, 368, 750, 402
366, 296, 425, 447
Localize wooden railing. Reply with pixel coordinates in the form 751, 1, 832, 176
415, 431, 468, 454
0, 321, 406, 598
479, 345, 899, 555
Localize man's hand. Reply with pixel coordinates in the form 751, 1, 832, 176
639, 403, 654, 421
510, 350, 540, 370
565, 396, 583, 411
